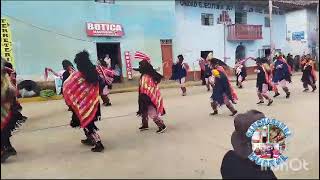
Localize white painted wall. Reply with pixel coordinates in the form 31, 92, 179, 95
174, 1, 287, 68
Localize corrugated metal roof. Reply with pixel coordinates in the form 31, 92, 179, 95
203, 0, 319, 11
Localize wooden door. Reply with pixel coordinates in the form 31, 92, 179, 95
160, 39, 173, 79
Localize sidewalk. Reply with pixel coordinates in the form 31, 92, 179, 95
18, 72, 303, 103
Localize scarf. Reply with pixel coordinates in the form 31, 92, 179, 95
139, 74, 165, 115
63, 71, 100, 128
216, 66, 238, 101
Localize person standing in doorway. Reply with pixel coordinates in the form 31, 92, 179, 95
104, 54, 112, 69
170, 55, 189, 96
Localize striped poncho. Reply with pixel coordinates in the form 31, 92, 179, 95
63, 71, 100, 128
139, 74, 165, 115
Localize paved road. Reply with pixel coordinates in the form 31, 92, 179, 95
1, 75, 319, 179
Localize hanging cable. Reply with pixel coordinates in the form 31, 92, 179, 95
1, 13, 94, 43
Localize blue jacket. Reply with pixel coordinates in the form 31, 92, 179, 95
272, 60, 291, 83
170, 63, 187, 80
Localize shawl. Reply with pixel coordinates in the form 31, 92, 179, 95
63, 71, 100, 128
216, 66, 238, 101
139, 74, 165, 115
96, 65, 114, 85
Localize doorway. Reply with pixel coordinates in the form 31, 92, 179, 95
96, 42, 122, 83
235, 43, 246, 62
160, 39, 173, 79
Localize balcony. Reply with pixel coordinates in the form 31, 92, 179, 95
227, 24, 263, 41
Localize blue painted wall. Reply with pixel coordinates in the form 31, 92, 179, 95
1, 0, 175, 80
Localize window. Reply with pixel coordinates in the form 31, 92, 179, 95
95, 0, 115, 4
201, 13, 214, 26
235, 11, 247, 24
264, 17, 270, 27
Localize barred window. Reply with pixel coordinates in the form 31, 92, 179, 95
201, 13, 214, 26
95, 0, 115, 4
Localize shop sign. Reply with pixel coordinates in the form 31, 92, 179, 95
292, 31, 305, 41
124, 51, 133, 80
1, 18, 15, 67
86, 22, 124, 37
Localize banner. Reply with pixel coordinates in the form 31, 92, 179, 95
1, 18, 15, 67
124, 51, 133, 80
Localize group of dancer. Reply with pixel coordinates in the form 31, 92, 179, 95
1, 49, 317, 163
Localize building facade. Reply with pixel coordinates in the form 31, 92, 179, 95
1, 0, 176, 81
285, 7, 319, 59
2, 0, 292, 81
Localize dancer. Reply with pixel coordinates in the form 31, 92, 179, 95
61, 59, 75, 95
208, 56, 238, 104
1, 58, 26, 163
255, 58, 273, 106
134, 51, 167, 133
272, 54, 292, 98
171, 54, 189, 96
61, 60, 75, 111
209, 69, 238, 116
63, 50, 104, 152
199, 57, 206, 86
4, 61, 28, 120
235, 60, 247, 89
301, 55, 317, 92
96, 58, 114, 106
203, 57, 213, 91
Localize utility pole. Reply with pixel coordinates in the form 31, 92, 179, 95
269, 0, 273, 62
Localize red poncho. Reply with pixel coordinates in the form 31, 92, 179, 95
63, 72, 100, 128
139, 74, 165, 115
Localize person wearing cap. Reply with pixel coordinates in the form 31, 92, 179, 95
220, 110, 277, 179
255, 58, 274, 106
170, 54, 189, 96
209, 69, 238, 116
134, 51, 167, 133
272, 53, 292, 98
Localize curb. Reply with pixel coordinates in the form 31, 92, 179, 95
18, 73, 302, 103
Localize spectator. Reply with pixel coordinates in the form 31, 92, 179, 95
287, 53, 294, 71
220, 110, 277, 179
294, 55, 300, 72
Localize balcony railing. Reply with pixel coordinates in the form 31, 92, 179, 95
227, 24, 263, 41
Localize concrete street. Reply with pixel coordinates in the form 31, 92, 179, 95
1, 75, 319, 179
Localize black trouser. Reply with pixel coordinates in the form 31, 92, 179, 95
1, 129, 12, 149
200, 70, 205, 85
